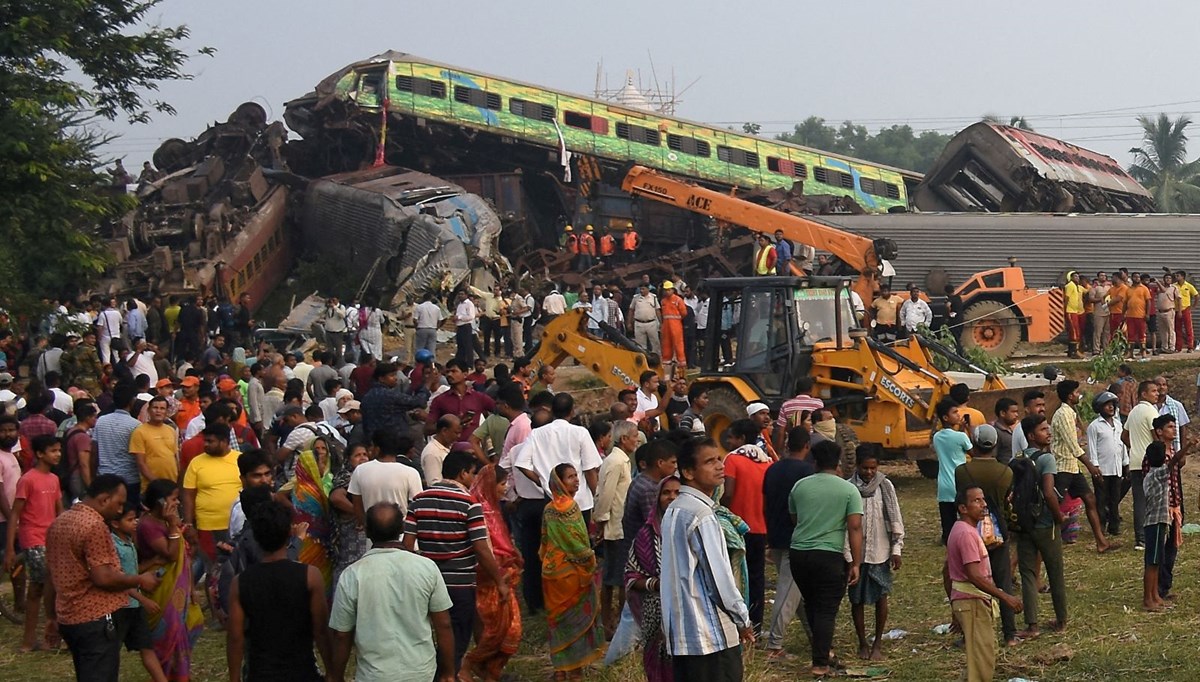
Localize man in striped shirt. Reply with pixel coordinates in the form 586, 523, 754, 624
772, 376, 824, 454
660, 437, 754, 681
404, 451, 506, 673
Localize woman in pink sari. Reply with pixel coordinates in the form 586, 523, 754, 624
462, 465, 523, 682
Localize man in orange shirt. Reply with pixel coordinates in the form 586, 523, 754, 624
659, 281, 689, 372
174, 376, 202, 431
1125, 274, 1152, 358
1106, 273, 1129, 339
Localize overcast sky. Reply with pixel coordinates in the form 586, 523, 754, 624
100, 0, 1200, 172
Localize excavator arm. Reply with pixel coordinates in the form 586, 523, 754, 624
529, 308, 662, 392
620, 165, 894, 305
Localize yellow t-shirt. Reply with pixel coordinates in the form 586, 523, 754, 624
1179, 281, 1198, 309
129, 422, 179, 490
1125, 285, 1150, 319
183, 451, 242, 531
1064, 282, 1085, 314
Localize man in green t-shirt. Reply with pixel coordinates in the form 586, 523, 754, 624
787, 441, 863, 678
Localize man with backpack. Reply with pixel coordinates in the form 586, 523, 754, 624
1011, 414, 1068, 639
954, 424, 1019, 647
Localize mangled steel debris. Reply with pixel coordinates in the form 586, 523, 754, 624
914, 122, 1155, 213
299, 166, 511, 304
96, 103, 293, 308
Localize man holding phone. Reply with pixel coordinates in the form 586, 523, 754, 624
428, 359, 495, 444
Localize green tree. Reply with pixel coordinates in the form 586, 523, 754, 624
0, 1, 209, 313
1128, 113, 1200, 212
776, 117, 951, 173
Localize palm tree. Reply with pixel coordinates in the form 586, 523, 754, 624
1129, 114, 1200, 212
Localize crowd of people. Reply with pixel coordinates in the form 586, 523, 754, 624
934, 365, 1194, 681
0, 287, 877, 682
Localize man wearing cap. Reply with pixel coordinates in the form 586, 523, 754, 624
660, 281, 688, 371
954, 424, 1019, 647
627, 283, 661, 358
174, 376, 202, 431
577, 225, 597, 270
747, 402, 779, 461
1087, 392, 1127, 537
337, 400, 365, 448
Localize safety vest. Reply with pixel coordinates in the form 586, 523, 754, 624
579, 234, 596, 256
599, 234, 615, 256
565, 234, 579, 255
755, 245, 776, 275
623, 230, 639, 252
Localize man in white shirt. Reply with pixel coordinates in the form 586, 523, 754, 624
1087, 391, 1127, 538
95, 297, 124, 364
541, 288, 567, 320
899, 286, 932, 334
453, 290, 477, 366
420, 414, 461, 485
627, 283, 662, 356
413, 292, 444, 355
347, 429, 423, 529
1123, 380, 1160, 550
635, 370, 664, 428
514, 393, 602, 514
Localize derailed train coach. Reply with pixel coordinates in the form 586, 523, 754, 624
913, 122, 1155, 213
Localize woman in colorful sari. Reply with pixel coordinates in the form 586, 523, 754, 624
329, 442, 370, 591
289, 435, 334, 595
462, 465, 523, 682
136, 479, 204, 681
541, 463, 604, 680
625, 475, 681, 682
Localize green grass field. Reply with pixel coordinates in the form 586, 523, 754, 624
3, 463, 1200, 681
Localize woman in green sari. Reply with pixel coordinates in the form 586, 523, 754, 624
540, 463, 604, 680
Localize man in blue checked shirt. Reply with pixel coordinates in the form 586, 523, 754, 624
659, 437, 754, 682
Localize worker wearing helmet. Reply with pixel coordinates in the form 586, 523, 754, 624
598, 228, 615, 261
577, 224, 597, 270
1085, 391, 1127, 537
659, 280, 689, 372
561, 224, 579, 257
621, 223, 640, 264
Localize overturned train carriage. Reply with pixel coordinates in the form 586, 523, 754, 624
913, 122, 1155, 213
300, 166, 509, 302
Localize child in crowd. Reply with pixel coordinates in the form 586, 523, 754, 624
4, 434, 63, 651
110, 505, 168, 681
1142, 441, 1183, 612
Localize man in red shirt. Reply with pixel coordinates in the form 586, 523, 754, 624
350, 354, 376, 397
428, 359, 495, 443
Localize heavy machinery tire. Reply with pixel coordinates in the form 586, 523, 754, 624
701, 386, 748, 451
960, 300, 1020, 360
916, 459, 939, 479
152, 138, 191, 173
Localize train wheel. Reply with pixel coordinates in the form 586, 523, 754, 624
701, 386, 748, 452
961, 300, 1019, 359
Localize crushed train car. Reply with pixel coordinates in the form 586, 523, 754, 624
913, 122, 1155, 213
95, 103, 292, 311
299, 166, 510, 303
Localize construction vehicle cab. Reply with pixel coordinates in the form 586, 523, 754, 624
953, 266, 1062, 359
692, 276, 1006, 456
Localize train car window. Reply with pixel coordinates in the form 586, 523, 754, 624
767, 156, 807, 179
454, 86, 501, 110
395, 75, 446, 99
564, 111, 593, 129
510, 98, 556, 122
717, 146, 759, 168
616, 122, 661, 146
886, 183, 900, 199
813, 166, 854, 189
667, 134, 711, 157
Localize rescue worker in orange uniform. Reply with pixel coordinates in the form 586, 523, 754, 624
578, 224, 597, 270
659, 280, 688, 371
599, 229, 616, 262
622, 224, 640, 264
754, 232, 777, 275
561, 224, 579, 256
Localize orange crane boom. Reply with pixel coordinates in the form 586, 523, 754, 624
620, 165, 895, 305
